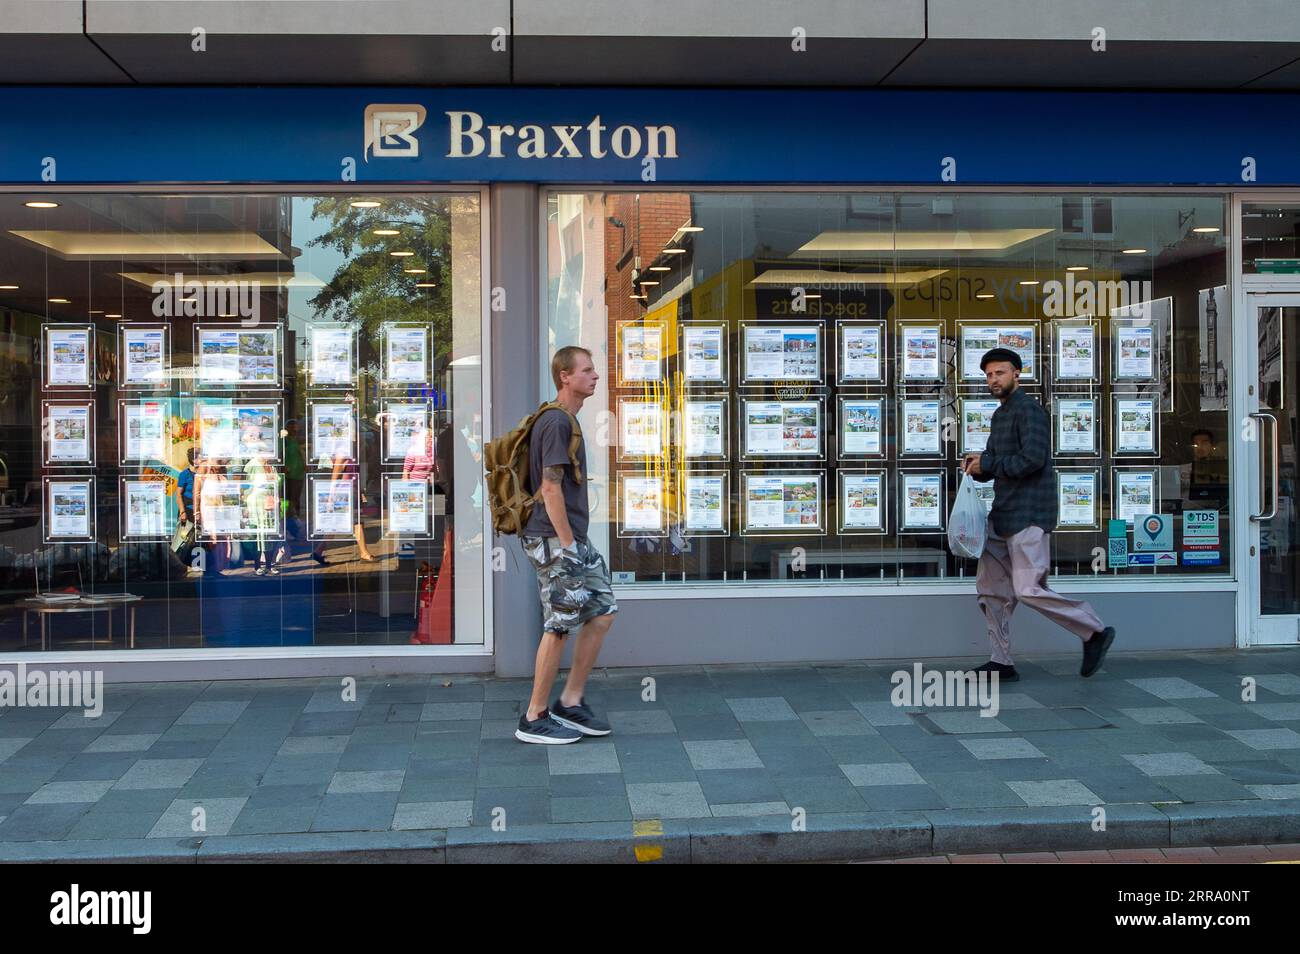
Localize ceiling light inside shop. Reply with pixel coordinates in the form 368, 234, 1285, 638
403, 268, 426, 274
664, 247, 686, 254
639, 280, 660, 286
0, 284, 18, 290
48, 297, 69, 303
791, 228, 1054, 258
414, 283, 437, 288
389, 250, 415, 257
679, 225, 704, 233
1019, 280, 1040, 286
1192, 226, 1221, 233
9, 231, 286, 261
118, 271, 324, 290
1066, 265, 1089, 271
350, 200, 382, 208
649, 266, 672, 272
24, 201, 59, 209
1121, 248, 1148, 254
804, 293, 822, 299
975, 293, 996, 299
372, 229, 400, 236
747, 268, 948, 288
105, 313, 122, 318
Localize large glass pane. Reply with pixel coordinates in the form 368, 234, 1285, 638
0, 192, 484, 651
544, 190, 1230, 585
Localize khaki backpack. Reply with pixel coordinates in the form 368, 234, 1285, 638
484, 402, 584, 535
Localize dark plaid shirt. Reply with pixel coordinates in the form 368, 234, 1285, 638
973, 387, 1056, 536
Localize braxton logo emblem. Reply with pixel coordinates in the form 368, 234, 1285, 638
364, 104, 427, 160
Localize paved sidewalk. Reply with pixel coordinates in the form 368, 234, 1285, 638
2, 649, 1300, 862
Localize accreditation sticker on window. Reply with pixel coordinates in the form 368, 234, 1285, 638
1107, 536, 1128, 569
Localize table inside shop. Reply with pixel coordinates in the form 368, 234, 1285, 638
773, 547, 948, 579
16, 596, 142, 650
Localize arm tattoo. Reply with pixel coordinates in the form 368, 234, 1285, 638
542, 465, 565, 484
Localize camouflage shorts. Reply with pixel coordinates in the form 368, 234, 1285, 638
520, 535, 618, 635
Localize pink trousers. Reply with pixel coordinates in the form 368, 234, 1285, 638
976, 524, 1104, 665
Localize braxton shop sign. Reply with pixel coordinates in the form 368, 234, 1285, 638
364, 104, 679, 163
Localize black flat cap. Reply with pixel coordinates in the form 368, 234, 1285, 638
979, 347, 1022, 371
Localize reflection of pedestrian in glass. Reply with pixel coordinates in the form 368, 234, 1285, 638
198, 458, 232, 575
312, 451, 376, 564
244, 441, 280, 576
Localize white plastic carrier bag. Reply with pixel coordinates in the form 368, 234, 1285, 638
947, 473, 987, 559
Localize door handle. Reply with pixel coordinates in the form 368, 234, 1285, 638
1250, 411, 1279, 522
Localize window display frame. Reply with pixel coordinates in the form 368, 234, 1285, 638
739, 470, 826, 537
1055, 468, 1102, 532
838, 469, 889, 535
680, 395, 729, 461
42, 323, 95, 391
307, 400, 358, 467
43, 475, 96, 544
197, 472, 284, 542
381, 399, 433, 465
836, 320, 887, 387
957, 320, 1039, 383
117, 398, 169, 466
306, 323, 358, 390
679, 469, 730, 537
739, 395, 826, 460
193, 322, 283, 391
898, 469, 946, 534
616, 471, 667, 539
837, 396, 886, 461
1052, 318, 1100, 384
1111, 466, 1160, 526
119, 475, 173, 542
895, 320, 945, 385
194, 399, 283, 464
898, 397, 946, 458
680, 322, 728, 387
117, 322, 171, 391
380, 322, 432, 388
382, 473, 434, 539
41, 399, 95, 467
739, 322, 823, 386
1112, 394, 1160, 457
1109, 313, 1161, 386
617, 397, 667, 462
1053, 394, 1101, 457
958, 396, 1000, 456
307, 473, 359, 540
617, 319, 666, 386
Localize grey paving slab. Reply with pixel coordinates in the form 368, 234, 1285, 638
1248, 784, 1300, 799
923, 711, 1012, 734
420, 702, 484, 722
1127, 678, 1218, 700
326, 770, 405, 794
1250, 703, 1300, 721
80, 732, 156, 754
0, 739, 32, 761
1255, 674, 1300, 696
1156, 775, 1254, 802
112, 758, 204, 791
1226, 728, 1300, 750
959, 738, 1047, 760
850, 701, 915, 726
25, 780, 115, 805
392, 800, 474, 829
921, 772, 1025, 809
547, 742, 621, 776
709, 801, 791, 817
278, 735, 350, 755
606, 709, 676, 735
48, 711, 121, 730
799, 710, 876, 736
725, 697, 800, 722
310, 793, 399, 832
1005, 779, 1103, 807
840, 763, 927, 786
683, 739, 764, 771
471, 788, 550, 827
1123, 752, 1222, 777
550, 796, 632, 823
148, 797, 248, 837
177, 701, 250, 725
1119, 707, 1204, 725
626, 781, 711, 819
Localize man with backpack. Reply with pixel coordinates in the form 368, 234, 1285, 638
489, 345, 617, 744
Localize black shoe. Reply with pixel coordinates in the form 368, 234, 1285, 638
972, 660, 1020, 683
1081, 626, 1116, 678
310, 552, 328, 566
550, 697, 612, 736
514, 709, 582, 745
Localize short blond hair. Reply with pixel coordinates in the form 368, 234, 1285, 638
551, 345, 593, 391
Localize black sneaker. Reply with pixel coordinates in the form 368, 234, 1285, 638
550, 697, 612, 736
972, 660, 1020, 683
1081, 626, 1116, 678
515, 709, 582, 745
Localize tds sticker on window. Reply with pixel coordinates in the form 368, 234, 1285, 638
1107, 536, 1128, 569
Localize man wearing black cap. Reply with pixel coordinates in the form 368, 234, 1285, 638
961, 347, 1116, 681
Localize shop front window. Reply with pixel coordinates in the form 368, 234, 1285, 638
545, 191, 1230, 584
0, 192, 484, 650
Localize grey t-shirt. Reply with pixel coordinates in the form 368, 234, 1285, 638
522, 408, 589, 541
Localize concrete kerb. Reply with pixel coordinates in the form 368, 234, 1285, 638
1, 801, 1298, 862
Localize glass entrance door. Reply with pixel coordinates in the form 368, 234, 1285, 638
1247, 294, 1300, 644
